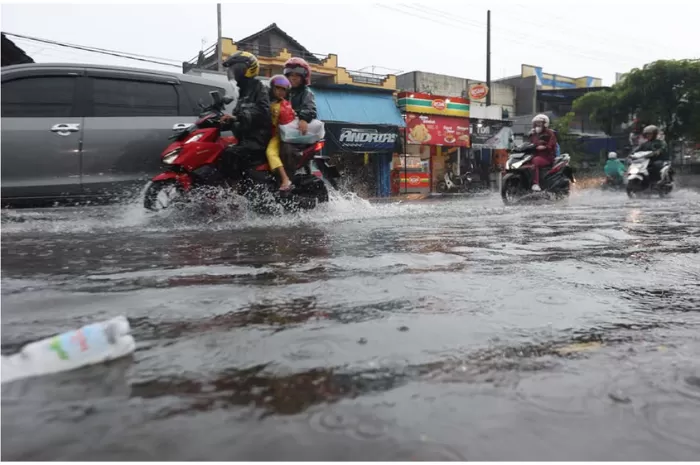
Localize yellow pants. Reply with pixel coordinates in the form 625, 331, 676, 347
266, 135, 283, 171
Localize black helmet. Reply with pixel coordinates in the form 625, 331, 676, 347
223, 51, 259, 82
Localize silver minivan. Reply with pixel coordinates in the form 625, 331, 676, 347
1, 63, 237, 206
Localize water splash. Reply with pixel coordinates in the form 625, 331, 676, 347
0, 187, 426, 235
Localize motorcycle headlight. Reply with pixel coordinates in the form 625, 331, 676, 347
162, 148, 182, 164
184, 133, 204, 144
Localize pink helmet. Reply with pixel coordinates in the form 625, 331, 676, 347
283, 57, 312, 86
269, 74, 291, 89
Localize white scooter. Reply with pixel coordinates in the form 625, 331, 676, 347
625, 151, 674, 198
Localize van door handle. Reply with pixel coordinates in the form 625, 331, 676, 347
173, 123, 193, 131
50, 123, 80, 136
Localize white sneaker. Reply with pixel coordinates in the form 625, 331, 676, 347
531, 184, 542, 192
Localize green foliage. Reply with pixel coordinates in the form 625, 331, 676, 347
553, 111, 585, 168
551, 111, 575, 135
572, 89, 626, 135
572, 59, 700, 142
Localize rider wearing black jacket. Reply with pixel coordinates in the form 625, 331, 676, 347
288, 84, 317, 124
278, 57, 318, 171
638, 125, 668, 184
219, 51, 272, 178
284, 57, 317, 125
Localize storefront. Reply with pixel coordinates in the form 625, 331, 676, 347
469, 119, 514, 189
312, 87, 405, 198
397, 92, 471, 194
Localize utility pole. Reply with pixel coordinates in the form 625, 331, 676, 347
486, 9, 491, 107
217, 3, 223, 72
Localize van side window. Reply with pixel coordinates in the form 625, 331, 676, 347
1, 76, 76, 118
181, 82, 228, 115
91, 78, 179, 117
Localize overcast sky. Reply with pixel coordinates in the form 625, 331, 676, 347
2, 1, 699, 86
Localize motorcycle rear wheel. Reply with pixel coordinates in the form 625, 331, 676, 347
144, 180, 185, 212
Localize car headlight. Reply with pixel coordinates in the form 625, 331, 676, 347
184, 133, 204, 144
162, 148, 182, 164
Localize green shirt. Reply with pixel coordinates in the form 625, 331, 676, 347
604, 159, 625, 178
638, 139, 668, 160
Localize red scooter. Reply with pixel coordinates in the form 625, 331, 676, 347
144, 91, 339, 214
500, 143, 575, 205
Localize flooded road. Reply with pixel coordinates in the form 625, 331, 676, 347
2, 190, 700, 460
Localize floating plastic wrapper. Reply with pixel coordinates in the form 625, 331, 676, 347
1, 316, 136, 384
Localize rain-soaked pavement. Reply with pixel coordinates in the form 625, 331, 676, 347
2, 188, 700, 460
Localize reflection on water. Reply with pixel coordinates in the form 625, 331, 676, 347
2, 189, 700, 460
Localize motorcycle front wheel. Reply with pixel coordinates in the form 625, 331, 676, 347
143, 180, 185, 212
501, 174, 524, 205
626, 179, 642, 199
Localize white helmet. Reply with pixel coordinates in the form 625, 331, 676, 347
532, 114, 550, 128
643, 125, 659, 137
608, 151, 618, 159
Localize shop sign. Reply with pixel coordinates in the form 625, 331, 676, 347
326, 123, 400, 153
405, 113, 471, 147
394, 173, 430, 189
397, 92, 470, 118
432, 99, 447, 111
470, 121, 513, 148
468, 83, 489, 100
391, 169, 430, 194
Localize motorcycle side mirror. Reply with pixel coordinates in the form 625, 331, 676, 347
210, 91, 222, 105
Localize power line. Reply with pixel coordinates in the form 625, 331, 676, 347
406, 4, 486, 30
3, 32, 182, 68
12, 37, 114, 63
405, 3, 643, 65
507, 3, 671, 56
5, 32, 183, 63
380, 4, 648, 69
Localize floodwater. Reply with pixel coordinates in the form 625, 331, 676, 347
2, 189, 700, 460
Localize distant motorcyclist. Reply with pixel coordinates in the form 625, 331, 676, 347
604, 151, 625, 185
552, 128, 561, 158
636, 125, 668, 184
528, 114, 558, 191
219, 51, 272, 180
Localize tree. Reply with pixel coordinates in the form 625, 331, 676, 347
572, 89, 627, 135
573, 59, 700, 142
552, 111, 585, 168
